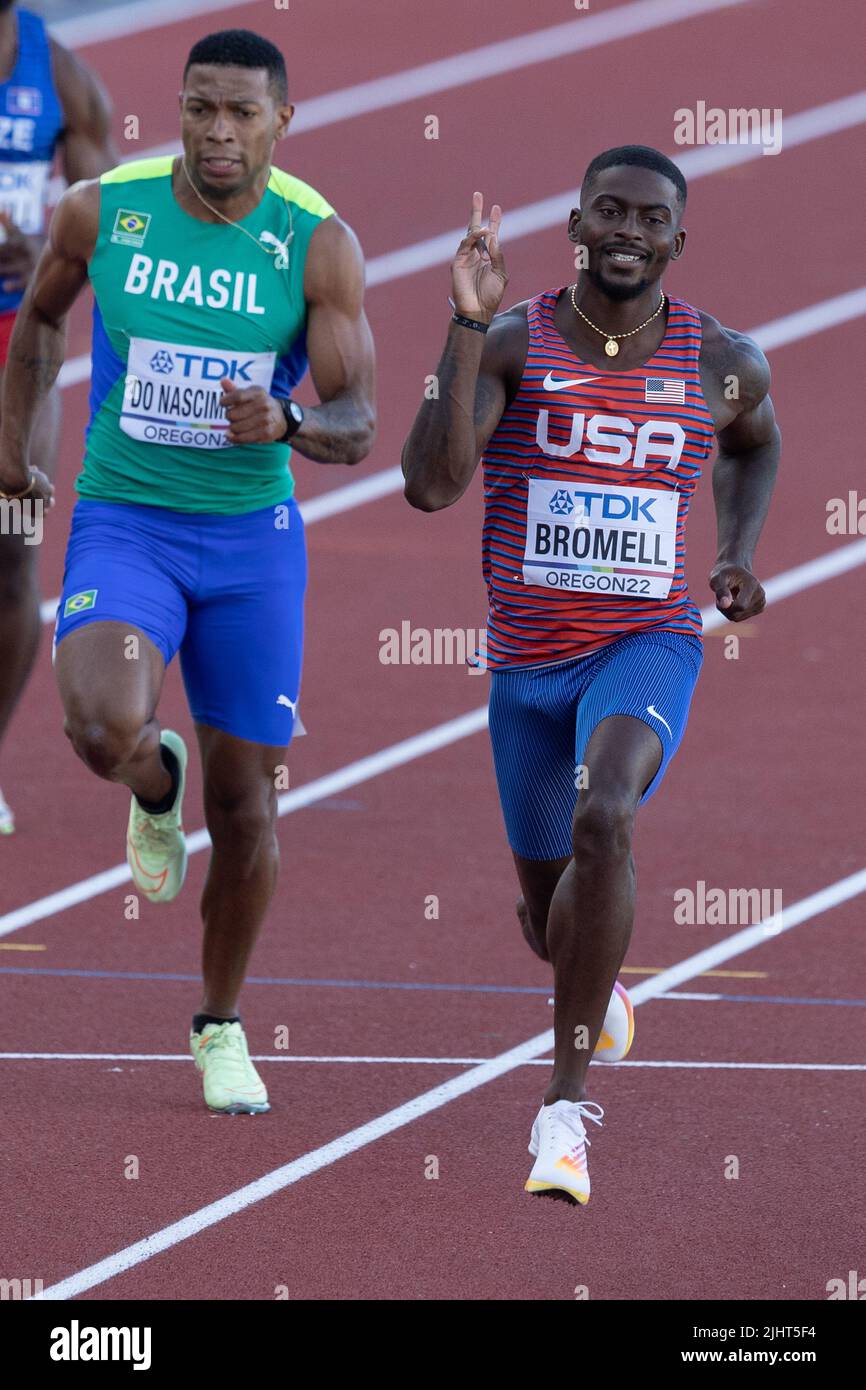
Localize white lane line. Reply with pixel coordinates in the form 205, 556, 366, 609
661, 991, 724, 1001
43, 477, 866, 631
0, 1053, 485, 1063
32, 864, 866, 1301
56, 354, 95, 390
297, 465, 411, 525
40, 281, 866, 629
750, 286, 866, 351
751, 537, 866, 607
50, 0, 258, 47
14, 535, 866, 940
0, 707, 488, 939
55, 92, 866, 393
602, 1060, 866, 1071
5, 1053, 864, 1072
297, 283, 866, 534
632, 868, 866, 1002
41, 0, 755, 206
38, 464, 413, 623
45, 91, 865, 607
365, 93, 866, 287
700, 537, 866, 635
754, 287, 866, 352
32, 1025, 555, 1301
123, 0, 752, 158
0, 1053, 466, 1062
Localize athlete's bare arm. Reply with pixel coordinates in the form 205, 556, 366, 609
402, 194, 525, 510
0, 180, 98, 500
50, 38, 118, 182
220, 214, 376, 464
0, 45, 114, 299
700, 313, 781, 622
295, 214, 376, 463
403, 303, 527, 511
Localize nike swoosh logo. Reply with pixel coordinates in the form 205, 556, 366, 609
542, 372, 601, 392
646, 705, 673, 738
127, 840, 168, 893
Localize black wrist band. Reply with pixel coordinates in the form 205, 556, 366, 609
451, 312, 489, 334
278, 398, 304, 442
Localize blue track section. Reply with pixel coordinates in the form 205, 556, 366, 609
1, 966, 865, 1008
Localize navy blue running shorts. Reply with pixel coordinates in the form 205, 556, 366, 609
487, 629, 703, 860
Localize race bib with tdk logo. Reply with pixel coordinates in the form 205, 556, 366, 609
0, 160, 50, 236
523, 478, 679, 598
120, 337, 276, 450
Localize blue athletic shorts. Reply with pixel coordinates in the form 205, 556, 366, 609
487, 629, 703, 861
54, 497, 307, 747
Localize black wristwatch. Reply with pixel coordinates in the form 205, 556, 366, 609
277, 398, 304, 442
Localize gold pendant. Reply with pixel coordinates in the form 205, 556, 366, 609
605, 338, 619, 357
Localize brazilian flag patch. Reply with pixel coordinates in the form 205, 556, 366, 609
63, 589, 98, 618
111, 209, 152, 248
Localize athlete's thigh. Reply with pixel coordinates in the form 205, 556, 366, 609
575, 630, 704, 804
488, 664, 578, 862
180, 499, 307, 748
53, 499, 191, 722
55, 620, 165, 728
579, 714, 664, 810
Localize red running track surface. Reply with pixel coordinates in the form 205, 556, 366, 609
1, 0, 864, 1301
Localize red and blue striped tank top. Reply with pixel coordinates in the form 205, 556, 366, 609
480, 287, 715, 669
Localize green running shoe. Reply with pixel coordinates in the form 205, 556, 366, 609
126, 730, 188, 903
190, 1021, 270, 1114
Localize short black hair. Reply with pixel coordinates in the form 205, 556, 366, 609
184, 29, 288, 103
582, 145, 687, 211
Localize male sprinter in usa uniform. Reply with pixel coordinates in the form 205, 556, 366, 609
403, 147, 779, 1202
0, 0, 115, 832
0, 30, 375, 1112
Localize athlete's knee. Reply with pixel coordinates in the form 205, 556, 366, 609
571, 791, 636, 860
64, 713, 148, 778
205, 781, 277, 865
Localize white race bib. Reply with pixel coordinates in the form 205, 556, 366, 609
523, 478, 679, 598
120, 337, 276, 450
0, 160, 49, 236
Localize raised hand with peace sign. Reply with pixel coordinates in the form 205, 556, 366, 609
451, 191, 508, 324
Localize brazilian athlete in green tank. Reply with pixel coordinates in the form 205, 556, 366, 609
0, 29, 376, 1114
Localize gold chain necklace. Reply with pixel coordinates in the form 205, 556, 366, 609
180, 158, 294, 266
569, 282, 665, 357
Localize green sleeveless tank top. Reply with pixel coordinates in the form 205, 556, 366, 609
77, 156, 334, 514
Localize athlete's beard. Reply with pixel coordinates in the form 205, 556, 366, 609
586, 264, 653, 302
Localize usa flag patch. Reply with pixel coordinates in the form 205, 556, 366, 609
7, 87, 42, 116
645, 377, 686, 404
